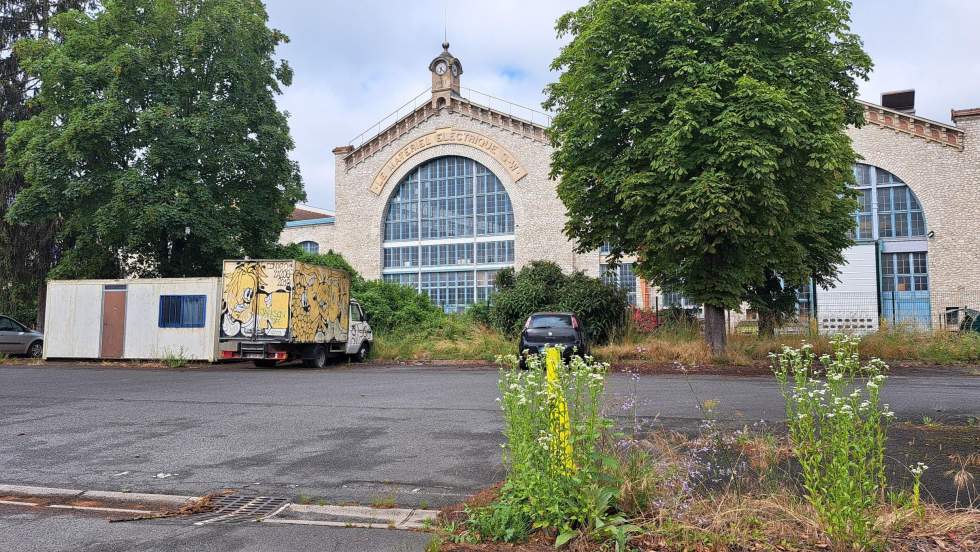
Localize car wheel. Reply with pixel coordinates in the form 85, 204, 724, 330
27, 341, 43, 359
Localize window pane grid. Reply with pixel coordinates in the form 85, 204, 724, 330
600, 263, 637, 306
881, 252, 928, 292
851, 165, 925, 241
382, 156, 515, 311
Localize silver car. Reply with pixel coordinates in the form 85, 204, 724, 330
0, 316, 43, 358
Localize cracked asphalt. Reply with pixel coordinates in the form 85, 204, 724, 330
0, 362, 977, 550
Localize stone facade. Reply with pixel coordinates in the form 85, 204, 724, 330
280, 220, 337, 253
280, 43, 980, 321
847, 106, 980, 322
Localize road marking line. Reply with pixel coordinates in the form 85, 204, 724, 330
48, 505, 157, 515
0, 500, 40, 507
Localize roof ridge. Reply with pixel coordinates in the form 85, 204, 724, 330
340, 96, 550, 171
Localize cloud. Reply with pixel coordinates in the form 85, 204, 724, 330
265, 0, 980, 209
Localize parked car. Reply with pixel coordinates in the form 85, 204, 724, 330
0, 315, 43, 358
518, 312, 588, 369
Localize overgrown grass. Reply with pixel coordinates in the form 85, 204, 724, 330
371, 315, 513, 362
597, 326, 980, 366
374, 316, 980, 366
437, 341, 980, 550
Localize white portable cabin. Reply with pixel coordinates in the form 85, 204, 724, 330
44, 278, 222, 361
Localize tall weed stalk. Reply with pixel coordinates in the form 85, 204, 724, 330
773, 335, 893, 547
478, 351, 624, 543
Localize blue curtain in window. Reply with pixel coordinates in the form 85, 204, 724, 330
159, 295, 207, 328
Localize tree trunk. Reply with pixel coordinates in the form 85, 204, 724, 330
758, 311, 776, 338
36, 280, 47, 331
704, 304, 727, 356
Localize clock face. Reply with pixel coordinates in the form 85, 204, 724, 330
434, 61, 448, 75
451, 64, 459, 77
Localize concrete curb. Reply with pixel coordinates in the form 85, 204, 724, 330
0, 484, 196, 507
0, 483, 440, 530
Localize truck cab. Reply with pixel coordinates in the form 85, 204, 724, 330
346, 299, 373, 362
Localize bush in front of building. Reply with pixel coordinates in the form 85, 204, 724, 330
280, 245, 449, 335
353, 279, 447, 334
485, 261, 628, 344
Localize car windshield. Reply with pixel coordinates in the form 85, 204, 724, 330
528, 315, 572, 329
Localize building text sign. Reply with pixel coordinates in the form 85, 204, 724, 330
371, 127, 528, 195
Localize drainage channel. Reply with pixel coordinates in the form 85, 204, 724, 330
184, 495, 291, 526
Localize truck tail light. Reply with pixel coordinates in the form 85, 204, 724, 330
274, 351, 288, 360
221, 350, 238, 359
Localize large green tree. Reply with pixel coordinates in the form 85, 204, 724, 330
1, 0, 99, 328
545, 0, 871, 353
4, 0, 303, 284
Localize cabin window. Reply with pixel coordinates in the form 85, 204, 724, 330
159, 295, 207, 328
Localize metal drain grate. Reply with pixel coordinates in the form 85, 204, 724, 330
187, 495, 290, 525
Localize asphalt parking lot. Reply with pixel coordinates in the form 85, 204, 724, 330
2, 361, 977, 509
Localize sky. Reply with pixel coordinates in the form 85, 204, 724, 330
263, 0, 980, 211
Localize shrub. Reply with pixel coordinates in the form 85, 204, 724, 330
353, 279, 446, 334
488, 261, 628, 344
277, 243, 362, 284
773, 336, 893, 547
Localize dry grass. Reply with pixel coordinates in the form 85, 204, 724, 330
438, 426, 980, 551
373, 324, 512, 362
596, 327, 980, 367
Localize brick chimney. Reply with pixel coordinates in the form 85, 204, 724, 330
881, 90, 915, 115
951, 107, 980, 125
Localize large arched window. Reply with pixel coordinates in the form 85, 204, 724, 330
851, 164, 927, 241
382, 156, 515, 312
851, 163, 930, 326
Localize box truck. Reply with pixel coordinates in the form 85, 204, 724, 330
218, 260, 372, 367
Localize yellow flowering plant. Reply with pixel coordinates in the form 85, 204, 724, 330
471, 348, 616, 543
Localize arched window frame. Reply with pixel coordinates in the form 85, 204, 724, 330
381, 156, 516, 312
851, 164, 927, 242
298, 241, 319, 254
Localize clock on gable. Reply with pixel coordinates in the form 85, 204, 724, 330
429, 41, 463, 108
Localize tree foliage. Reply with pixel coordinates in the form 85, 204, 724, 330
545, 0, 871, 351
485, 261, 628, 344
4, 0, 303, 282
1, 0, 99, 327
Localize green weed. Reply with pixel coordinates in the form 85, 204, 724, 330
773, 336, 891, 548
161, 347, 188, 369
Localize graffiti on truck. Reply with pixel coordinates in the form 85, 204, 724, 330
290, 265, 350, 342
221, 260, 291, 338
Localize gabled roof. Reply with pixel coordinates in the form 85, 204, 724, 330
338, 95, 551, 171
287, 204, 335, 226
859, 100, 963, 150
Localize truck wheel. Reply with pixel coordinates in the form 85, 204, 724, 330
303, 345, 328, 369
352, 343, 369, 363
